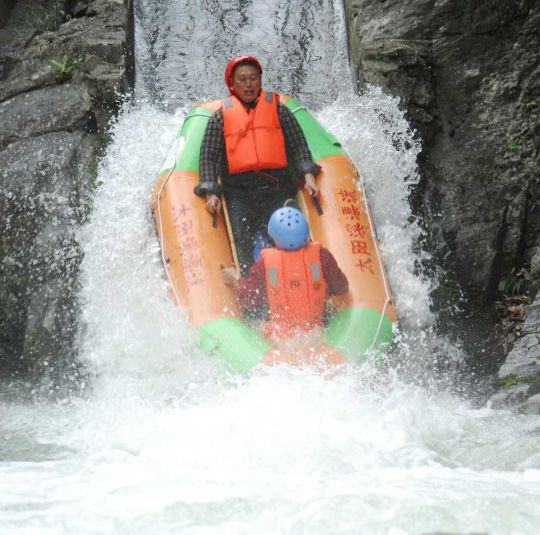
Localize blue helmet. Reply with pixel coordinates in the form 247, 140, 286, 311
267, 206, 309, 251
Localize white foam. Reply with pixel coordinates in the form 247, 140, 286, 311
2, 2, 540, 534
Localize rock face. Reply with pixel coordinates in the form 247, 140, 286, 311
489, 295, 540, 413
343, 0, 539, 405
344, 0, 539, 301
0, 1, 16, 28
0, 0, 134, 385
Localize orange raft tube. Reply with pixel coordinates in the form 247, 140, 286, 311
151, 95, 397, 372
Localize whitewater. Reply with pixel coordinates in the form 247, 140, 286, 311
1, 1, 540, 533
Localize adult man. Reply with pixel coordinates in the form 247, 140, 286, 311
223, 206, 348, 338
194, 55, 321, 274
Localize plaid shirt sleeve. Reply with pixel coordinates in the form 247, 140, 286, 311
195, 109, 225, 197
278, 103, 321, 177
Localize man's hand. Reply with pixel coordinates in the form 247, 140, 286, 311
303, 173, 319, 197
221, 266, 240, 287
206, 193, 222, 214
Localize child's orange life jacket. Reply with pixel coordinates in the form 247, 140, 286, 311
261, 242, 327, 337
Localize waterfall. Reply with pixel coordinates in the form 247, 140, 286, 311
1, 2, 539, 533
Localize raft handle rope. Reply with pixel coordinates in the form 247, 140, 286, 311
155, 166, 182, 307
156, 174, 239, 304
184, 111, 214, 121
353, 167, 393, 351
289, 101, 393, 351
289, 105, 307, 114
156, 108, 230, 306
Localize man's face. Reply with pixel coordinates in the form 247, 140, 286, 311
230, 65, 261, 104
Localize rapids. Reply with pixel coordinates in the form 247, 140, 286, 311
1, 1, 540, 534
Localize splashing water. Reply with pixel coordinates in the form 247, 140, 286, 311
2, 1, 540, 534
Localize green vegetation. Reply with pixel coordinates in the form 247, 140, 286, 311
521, 99, 537, 110
502, 375, 536, 388
503, 376, 519, 387
49, 53, 85, 81
431, 268, 465, 315
87, 162, 103, 192
505, 135, 520, 152
83, 159, 104, 219
499, 267, 531, 296
433, 279, 463, 305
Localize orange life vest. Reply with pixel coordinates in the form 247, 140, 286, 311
222, 91, 288, 174
261, 243, 327, 337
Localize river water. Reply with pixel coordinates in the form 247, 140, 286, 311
1, 1, 540, 534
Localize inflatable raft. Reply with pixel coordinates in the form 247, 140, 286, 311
151, 95, 397, 372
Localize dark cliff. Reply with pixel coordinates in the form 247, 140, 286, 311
344, 0, 540, 409
344, 0, 538, 304
0, 0, 134, 386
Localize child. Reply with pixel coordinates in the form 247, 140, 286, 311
222, 206, 348, 337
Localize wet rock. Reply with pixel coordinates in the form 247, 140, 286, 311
344, 0, 540, 301
0, 131, 100, 378
520, 393, 540, 415
489, 295, 540, 411
0, 0, 17, 28
0, 0, 134, 383
489, 383, 530, 410
0, 83, 95, 148
0, 28, 35, 79
23, 276, 81, 387
531, 247, 540, 279
344, 0, 540, 389
0, 1, 134, 129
